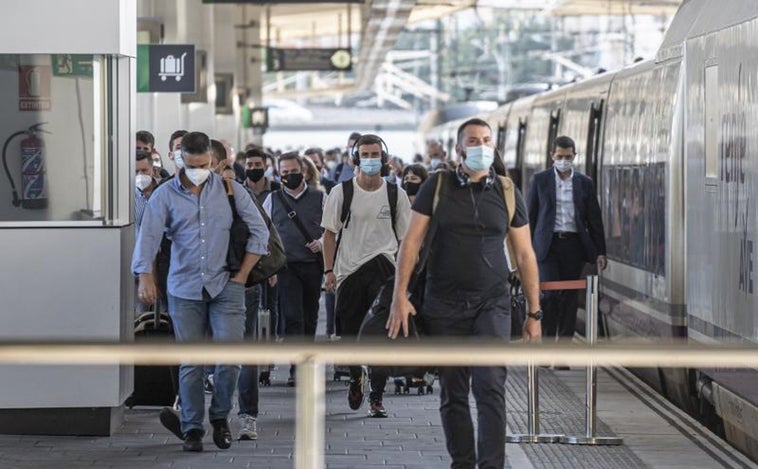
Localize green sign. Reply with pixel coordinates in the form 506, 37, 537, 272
137, 45, 150, 92
51, 54, 93, 77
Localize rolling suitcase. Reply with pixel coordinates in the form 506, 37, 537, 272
125, 302, 179, 408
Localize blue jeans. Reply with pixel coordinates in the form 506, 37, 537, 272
238, 284, 261, 416
168, 280, 246, 434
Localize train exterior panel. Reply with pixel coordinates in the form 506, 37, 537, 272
522, 89, 566, 195
683, 9, 758, 458
501, 95, 536, 191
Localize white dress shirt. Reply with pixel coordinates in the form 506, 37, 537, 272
553, 168, 577, 233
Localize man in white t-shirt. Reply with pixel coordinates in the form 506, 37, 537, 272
322, 134, 411, 418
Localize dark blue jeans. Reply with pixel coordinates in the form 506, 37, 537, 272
423, 292, 511, 469
237, 284, 261, 417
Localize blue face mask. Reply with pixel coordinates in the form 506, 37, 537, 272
359, 158, 382, 176
464, 145, 495, 172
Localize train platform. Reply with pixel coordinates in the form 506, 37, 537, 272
0, 357, 753, 468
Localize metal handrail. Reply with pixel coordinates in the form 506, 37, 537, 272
1, 341, 757, 468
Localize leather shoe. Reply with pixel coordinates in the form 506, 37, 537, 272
159, 407, 185, 441
182, 429, 204, 452
211, 418, 232, 449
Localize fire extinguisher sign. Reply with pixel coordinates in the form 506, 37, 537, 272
137, 44, 196, 93
18, 65, 52, 111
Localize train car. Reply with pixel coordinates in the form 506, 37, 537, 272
679, 0, 758, 457
421, 0, 758, 461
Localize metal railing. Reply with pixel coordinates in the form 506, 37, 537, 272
2, 295, 758, 468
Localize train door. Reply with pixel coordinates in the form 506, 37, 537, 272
545, 109, 561, 167
585, 100, 604, 185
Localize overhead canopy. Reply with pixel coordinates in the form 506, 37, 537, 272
257, 0, 687, 93
546, 0, 682, 16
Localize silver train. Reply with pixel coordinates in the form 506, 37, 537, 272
424, 0, 758, 461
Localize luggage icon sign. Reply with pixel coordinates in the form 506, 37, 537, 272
159, 52, 187, 82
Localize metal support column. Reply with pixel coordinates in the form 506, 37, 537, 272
561, 275, 623, 446
506, 361, 563, 443
294, 358, 325, 469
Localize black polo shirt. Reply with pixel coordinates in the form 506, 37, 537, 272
412, 171, 528, 299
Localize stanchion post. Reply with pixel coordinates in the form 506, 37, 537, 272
561, 275, 623, 446
506, 361, 563, 443
294, 357, 325, 469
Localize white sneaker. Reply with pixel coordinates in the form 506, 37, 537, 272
238, 414, 258, 440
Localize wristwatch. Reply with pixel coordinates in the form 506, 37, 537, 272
526, 309, 543, 320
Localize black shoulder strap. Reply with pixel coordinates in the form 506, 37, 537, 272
340, 179, 354, 228
334, 179, 353, 264
276, 189, 315, 244
224, 179, 239, 218
387, 181, 398, 242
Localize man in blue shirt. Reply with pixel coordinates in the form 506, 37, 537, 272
132, 132, 269, 452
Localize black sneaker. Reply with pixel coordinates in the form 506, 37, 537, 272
182, 429, 204, 452
347, 368, 366, 411
368, 401, 388, 418
211, 418, 232, 449
159, 407, 185, 441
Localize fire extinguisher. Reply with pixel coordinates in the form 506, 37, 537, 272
2, 123, 48, 209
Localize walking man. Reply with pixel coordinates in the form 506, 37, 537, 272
322, 134, 411, 418
527, 135, 607, 341
388, 118, 542, 468
132, 132, 269, 452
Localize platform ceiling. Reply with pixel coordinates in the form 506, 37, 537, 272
260, 0, 684, 92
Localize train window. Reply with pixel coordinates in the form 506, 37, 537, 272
585, 101, 604, 184
545, 109, 561, 167
603, 163, 666, 275
496, 123, 506, 154
705, 65, 719, 183
0, 54, 121, 225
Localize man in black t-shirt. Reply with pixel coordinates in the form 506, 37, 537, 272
388, 118, 542, 469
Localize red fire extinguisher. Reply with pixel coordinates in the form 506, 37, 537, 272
2, 123, 48, 209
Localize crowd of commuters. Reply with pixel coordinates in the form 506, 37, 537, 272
130, 122, 606, 466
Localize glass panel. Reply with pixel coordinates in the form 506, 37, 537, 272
0, 54, 106, 224
704, 65, 719, 181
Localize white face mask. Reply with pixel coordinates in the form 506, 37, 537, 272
464, 145, 495, 172
172, 151, 185, 169
135, 174, 152, 191
553, 159, 572, 173
185, 168, 210, 186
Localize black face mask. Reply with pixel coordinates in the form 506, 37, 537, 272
246, 168, 265, 182
403, 181, 421, 196
281, 172, 304, 190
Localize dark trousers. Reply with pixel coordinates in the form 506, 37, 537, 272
538, 235, 586, 340
325, 292, 336, 336
423, 293, 511, 469
279, 261, 323, 378
279, 262, 323, 338
335, 255, 394, 402
238, 284, 261, 417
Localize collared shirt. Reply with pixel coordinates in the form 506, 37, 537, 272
135, 187, 151, 232
131, 172, 269, 301
554, 168, 577, 232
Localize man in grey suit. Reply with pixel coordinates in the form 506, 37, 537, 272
527, 136, 607, 341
